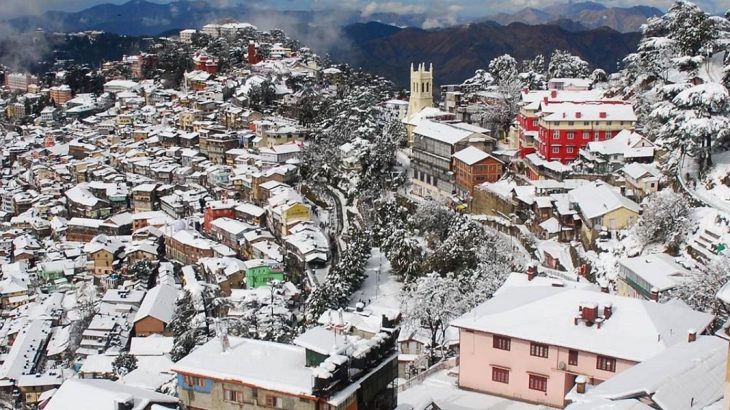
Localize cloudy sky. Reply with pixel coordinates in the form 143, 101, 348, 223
2, 0, 729, 19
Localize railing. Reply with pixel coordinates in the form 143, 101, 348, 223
397, 357, 457, 392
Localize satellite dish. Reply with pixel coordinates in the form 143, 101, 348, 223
558, 361, 566, 370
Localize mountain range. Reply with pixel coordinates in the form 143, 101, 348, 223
7, 0, 661, 36
2, 0, 645, 88
333, 22, 640, 87
481, 1, 662, 33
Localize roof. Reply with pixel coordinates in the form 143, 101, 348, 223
618, 254, 690, 292
451, 287, 714, 362
586, 129, 651, 157
45, 379, 177, 410
542, 102, 636, 122
413, 120, 473, 145
452, 146, 490, 166
293, 326, 348, 355
129, 335, 174, 356
133, 284, 179, 324
172, 337, 315, 396
569, 182, 640, 220
569, 336, 726, 410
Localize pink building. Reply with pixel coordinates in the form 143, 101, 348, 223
452, 287, 714, 408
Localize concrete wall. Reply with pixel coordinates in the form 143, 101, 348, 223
458, 329, 634, 408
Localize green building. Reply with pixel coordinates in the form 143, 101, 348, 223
244, 259, 284, 288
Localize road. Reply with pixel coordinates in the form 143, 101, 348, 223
677, 153, 730, 215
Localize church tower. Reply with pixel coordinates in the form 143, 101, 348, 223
406, 62, 434, 121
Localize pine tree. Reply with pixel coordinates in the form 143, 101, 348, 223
112, 353, 138, 378
548, 50, 590, 79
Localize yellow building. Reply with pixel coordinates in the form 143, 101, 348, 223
403, 63, 434, 142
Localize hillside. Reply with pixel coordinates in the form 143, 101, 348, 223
336, 22, 641, 87
482, 2, 662, 33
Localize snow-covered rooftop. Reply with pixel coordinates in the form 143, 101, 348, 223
452, 287, 714, 362
171, 337, 315, 396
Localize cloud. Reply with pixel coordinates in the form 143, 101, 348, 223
361, 2, 427, 17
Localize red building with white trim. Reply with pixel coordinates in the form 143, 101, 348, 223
534, 102, 636, 163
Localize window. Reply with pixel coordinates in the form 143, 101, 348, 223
183, 375, 205, 387
266, 395, 284, 408
530, 342, 549, 358
567, 132, 575, 139
568, 121, 574, 126
553, 130, 560, 139
223, 388, 243, 403
528, 374, 548, 392
583, 121, 590, 126
597, 355, 616, 372
552, 147, 560, 154
493, 335, 511, 351
566, 147, 574, 154
583, 131, 590, 139
568, 350, 578, 366
492, 367, 509, 384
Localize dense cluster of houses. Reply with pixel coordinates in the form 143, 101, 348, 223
0, 22, 408, 410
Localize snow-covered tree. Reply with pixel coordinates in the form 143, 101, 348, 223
461, 69, 494, 92
410, 201, 458, 244
489, 54, 519, 83
519, 55, 546, 90
548, 50, 590, 79
653, 82, 730, 170
400, 273, 468, 365
668, 1, 718, 57
169, 290, 205, 362
670, 255, 730, 322
305, 226, 372, 321
112, 353, 138, 378
382, 228, 425, 281
632, 190, 691, 248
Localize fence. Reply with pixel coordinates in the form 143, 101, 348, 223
397, 357, 458, 392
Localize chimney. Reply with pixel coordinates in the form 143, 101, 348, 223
215, 319, 230, 352
581, 303, 598, 322
527, 263, 537, 281
575, 376, 587, 394
688, 329, 697, 343
600, 285, 609, 294
543, 96, 548, 104
576, 112, 582, 119
550, 90, 557, 98
599, 112, 607, 119
650, 287, 659, 302
522, 87, 529, 94
603, 303, 612, 320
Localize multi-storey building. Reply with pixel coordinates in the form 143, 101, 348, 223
173, 328, 398, 410
535, 102, 637, 163
165, 229, 216, 265
453, 287, 714, 408
49, 85, 73, 106
410, 120, 490, 200
515, 88, 608, 158
452, 146, 504, 197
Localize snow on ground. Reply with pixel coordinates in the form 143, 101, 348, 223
398, 368, 547, 410
682, 151, 730, 215
697, 150, 730, 202
350, 247, 401, 310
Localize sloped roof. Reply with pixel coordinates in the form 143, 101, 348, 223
134, 284, 179, 324
452, 287, 714, 362
569, 182, 640, 220
572, 336, 726, 410
45, 379, 177, 410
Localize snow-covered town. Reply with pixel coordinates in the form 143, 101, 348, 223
0, 0, 729, 409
